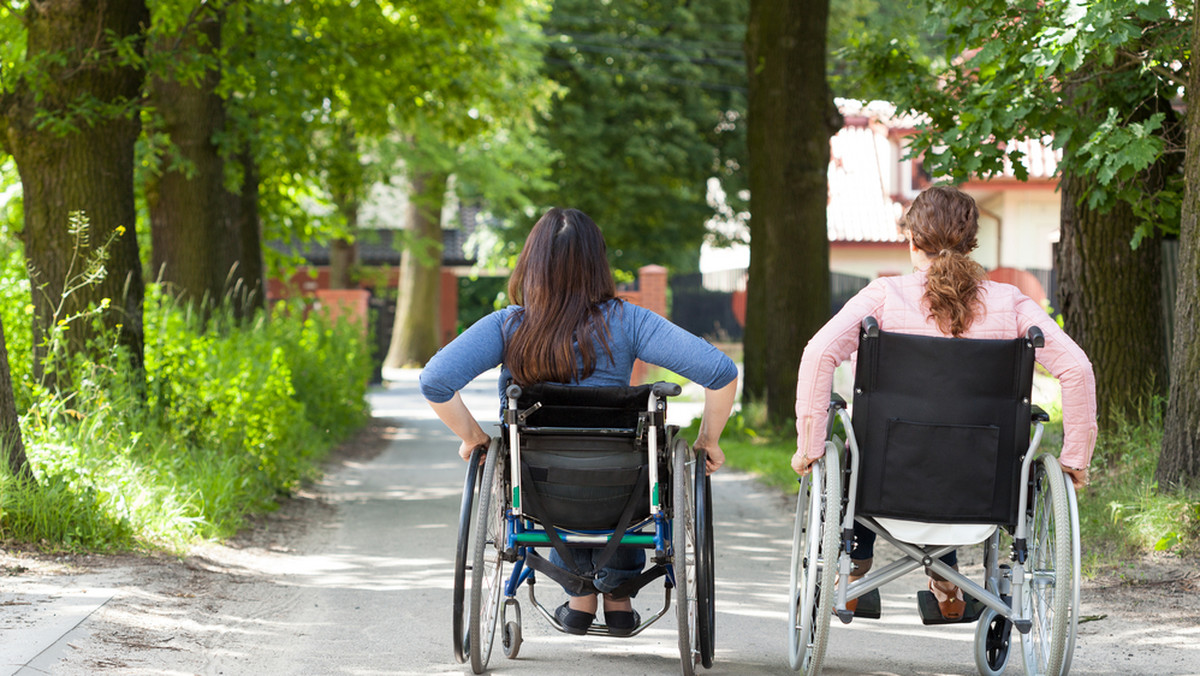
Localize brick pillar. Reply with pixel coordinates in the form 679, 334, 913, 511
630, 264, 669, 385
313, 288, 370, 339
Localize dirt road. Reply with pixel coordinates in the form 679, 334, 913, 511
3, 372, 1198, 675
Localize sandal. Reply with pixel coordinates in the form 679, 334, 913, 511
555, 602, 595, 635
928, 579, 965, 621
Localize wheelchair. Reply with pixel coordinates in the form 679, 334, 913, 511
453, 381, 716, 675
790, 317, 1082, 676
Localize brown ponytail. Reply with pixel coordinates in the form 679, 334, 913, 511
900, 185, 986, 337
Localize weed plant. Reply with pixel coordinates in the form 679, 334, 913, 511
0, 235, 371, 551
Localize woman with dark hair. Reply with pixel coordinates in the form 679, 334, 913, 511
791, 184, 1096, 620
421, 207, 738, 635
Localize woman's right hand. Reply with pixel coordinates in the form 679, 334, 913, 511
459, 438, 490, 462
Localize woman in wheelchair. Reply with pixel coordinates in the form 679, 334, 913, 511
421, 207, 737, 636
791, 184, 1097, 622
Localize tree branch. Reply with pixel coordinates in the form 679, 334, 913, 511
1118, 49, 1187, 89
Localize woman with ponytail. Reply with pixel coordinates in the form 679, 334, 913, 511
421, 207, 738, 635
791, 184, 1096, 620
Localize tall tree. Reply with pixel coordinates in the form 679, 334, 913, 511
1157, 0, 1200, 490
384, 163, 448, 368
531, 0, 748, 272
145, 4, 242, 313
0, 1, 149, 385
383, 0, 555, 368
742, 0, 837, 424
843, 0, 1188, 426
0, 316, 27, 478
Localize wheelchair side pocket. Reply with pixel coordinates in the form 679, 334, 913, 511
875, 419, 1000, 520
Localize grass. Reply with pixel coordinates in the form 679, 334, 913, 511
0, 287, 372, 553
685, 394, 1200, 574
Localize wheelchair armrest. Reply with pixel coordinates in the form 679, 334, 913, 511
1026, 325, 1045, 348
861, 316, 879, 337
1031, 405, 1049, 422
652, 381, 682, 398
830, 392, 847, 410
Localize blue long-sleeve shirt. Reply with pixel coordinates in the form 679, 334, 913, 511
419, 299, 737, 404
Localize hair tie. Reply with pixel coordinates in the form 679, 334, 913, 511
938, 248, 952, 258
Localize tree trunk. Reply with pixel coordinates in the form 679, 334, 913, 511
0, 317, 29, 479
147, 10, 240, 315
1057, 170, 1168, 426
232, 148, 266, 318
743, 0, 836, 426
0, 1, 149, 386
329, 238, 358, 290
1155, 0, 1200, 490
383, 171, 447, 370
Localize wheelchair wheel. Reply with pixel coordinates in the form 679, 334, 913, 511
1061, 479, 1082, 675
1019, 454, 1072, 676
694, 447, 716, 669
502, 598, 522, 659
468, 439, 508, 674
787, 445, 841, 673
974, 607, 1013, 676
672, 437, 700, 676
453, 443, 489, 664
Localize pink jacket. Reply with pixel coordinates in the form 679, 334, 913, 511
795, 270, 1098, 469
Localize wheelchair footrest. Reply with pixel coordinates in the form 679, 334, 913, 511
916, 590, 986, 625
850, 589, 881, 619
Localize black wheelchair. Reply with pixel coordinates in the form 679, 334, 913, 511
790, 317, 1082, 676
453, 381, 716, 675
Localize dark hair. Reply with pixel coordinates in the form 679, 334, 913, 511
899, 185, 987, 337
505, 208, 617, 385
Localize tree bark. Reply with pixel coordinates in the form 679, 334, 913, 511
1057, 170, 1168, 426
743, 0, 837, 425
0, 317, 29, 479
231, 148, 266, 318
147, 10, 241, 315
0, 1, 149, 386
383, 170, 447, 369
1155, 0, 1200, 490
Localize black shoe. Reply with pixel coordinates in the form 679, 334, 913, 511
604, 609, 640, 636
555, 602, 595, 635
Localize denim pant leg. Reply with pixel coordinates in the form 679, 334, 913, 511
851, 521, 958, 567
591, 547, 646, 597
547, 547, 646, 598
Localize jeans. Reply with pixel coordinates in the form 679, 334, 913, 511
850, 521, 958, 567
548, 547, 646, 597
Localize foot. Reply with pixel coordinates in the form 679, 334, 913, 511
928, 579, 965, 620
555, 602, 595, 635
603, 594, 639, 636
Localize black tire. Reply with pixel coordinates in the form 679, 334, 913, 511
974, 607, 1013, 676
694, 447, 716, 669
452, 443, 487, 664
469, 438, 507, 674
673, 437, 698, 676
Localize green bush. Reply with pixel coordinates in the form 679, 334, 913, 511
1, 281, 371, 551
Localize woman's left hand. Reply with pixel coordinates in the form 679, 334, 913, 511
792, 449, 817, 475
696, 443, 725, 475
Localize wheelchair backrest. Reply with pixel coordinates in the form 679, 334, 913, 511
507, 382, 668, 530
851, 318, 1039, 525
